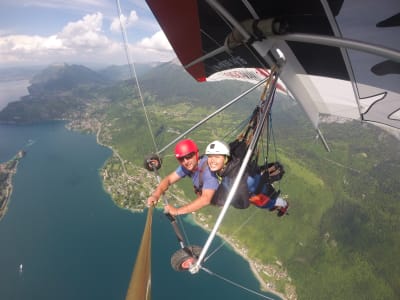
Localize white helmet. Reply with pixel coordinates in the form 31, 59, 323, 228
205, 140, 230, 156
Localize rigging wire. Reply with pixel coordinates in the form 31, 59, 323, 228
179, 216, 192, 246
269, 115, 278, 159
157, 77, 268, 155
116, 1, 281, 295
202, 102, 275, 262
264, 113, 283, 191
221, 114, 253, 143
115, 0, 159, 154
201, 266, 276, 300
114, 2, 285, 299
115, 2, 161, 300
191, 70, 281, 274
204, 208, 259, 262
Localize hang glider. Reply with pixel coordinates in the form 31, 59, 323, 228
146, 0, 400, 132
124, 1, 400, 297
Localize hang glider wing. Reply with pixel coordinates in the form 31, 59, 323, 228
146, 0, 400, 131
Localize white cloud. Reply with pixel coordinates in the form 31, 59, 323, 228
2, 0, 109, 13
58, 12, 109, 49
138, 30, 172, 51
126, 11, 139, 26
0, 11, 175, 67
110, 10, 139, 33
0, 35, 70, 66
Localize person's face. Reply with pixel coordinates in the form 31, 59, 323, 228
177, 152, 198, 171
207, 154, 226, 172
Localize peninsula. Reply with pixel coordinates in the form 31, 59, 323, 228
0, 150, 25, 220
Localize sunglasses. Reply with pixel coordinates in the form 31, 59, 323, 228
177, 152, 196, 162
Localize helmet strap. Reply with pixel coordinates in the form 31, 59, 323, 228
192, 151, 200, 171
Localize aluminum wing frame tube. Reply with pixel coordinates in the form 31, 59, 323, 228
320, 0, 363, 117
276, 33, 400, 63
206, 0, 251, 42
189, 70, 280, 274
184, 45, 227, 70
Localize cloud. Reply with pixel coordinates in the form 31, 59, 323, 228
0, 34, 67, 65
58, 12, 109, 49
2, 0, 109, 13
138, 30, 172, 51
117, 30, 174, 64
0, 11, 175, 67
110, 10, 139, 33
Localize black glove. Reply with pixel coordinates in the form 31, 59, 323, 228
267, 161, 285, 183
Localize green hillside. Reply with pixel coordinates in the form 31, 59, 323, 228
95, 80, 400, 299
1, 62, 399, 299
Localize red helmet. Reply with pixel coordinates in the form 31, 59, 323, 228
174, 139, 198, 158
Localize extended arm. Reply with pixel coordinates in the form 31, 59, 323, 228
147, 171, 181, 206
165, 188, 216, 216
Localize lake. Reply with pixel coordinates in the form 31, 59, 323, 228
0, 121, 279, 300
0, 79, 30, 110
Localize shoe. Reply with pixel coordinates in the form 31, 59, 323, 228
277, 201, 289, 217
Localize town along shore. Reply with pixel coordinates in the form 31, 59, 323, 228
0, 150, 25, 220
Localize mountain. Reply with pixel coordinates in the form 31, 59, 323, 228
98, 62, 162, 81
0, 60, 264, 124
137, 61, 258, 107
0, 63, 113, 124
28, 63, 110, 95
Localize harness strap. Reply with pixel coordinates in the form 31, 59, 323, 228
193, 157, 208, 196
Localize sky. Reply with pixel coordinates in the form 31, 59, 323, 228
0, 0, 176, 68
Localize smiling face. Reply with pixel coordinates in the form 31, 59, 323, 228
177, 152, 198, 171
207, 154, 226, 172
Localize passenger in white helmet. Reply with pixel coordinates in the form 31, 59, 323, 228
206, 140, 250, 209
206, 140, 289, 216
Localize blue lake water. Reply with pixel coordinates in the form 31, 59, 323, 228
0, 79, 30, 110
0, 122, 280, 300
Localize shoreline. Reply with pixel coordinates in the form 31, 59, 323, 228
67, 120, 292, 299
189, 213, 288, 300
0, 150, 25, 221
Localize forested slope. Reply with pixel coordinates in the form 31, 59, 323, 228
98, 82, 400, 299
1, 62, 399, 299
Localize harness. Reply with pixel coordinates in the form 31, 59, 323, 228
189, 155, 208, 196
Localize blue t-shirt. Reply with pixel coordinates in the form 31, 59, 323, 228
175, 156, 219, 191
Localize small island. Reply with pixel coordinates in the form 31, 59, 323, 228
0, 150, 25, 220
